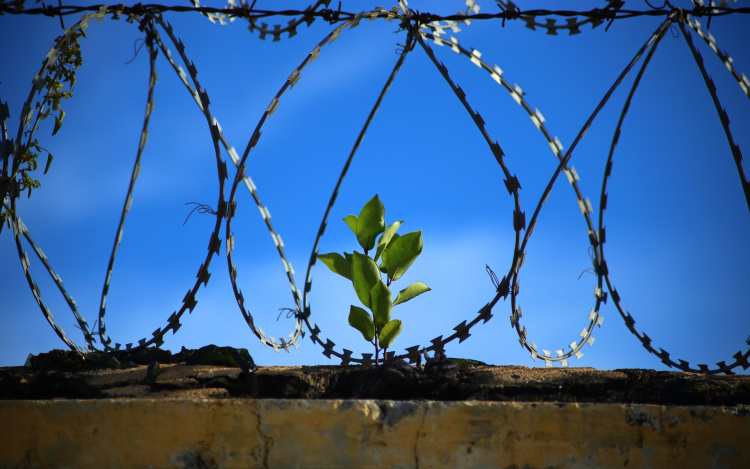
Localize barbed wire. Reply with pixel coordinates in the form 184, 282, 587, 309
96, 15, 160, 352
2, 1, 749, 23
1, 1, 747, 373
591, 11, 750, 375
508, 11, 678, 368
3, 16, 97, 353
495, 0, 626, 34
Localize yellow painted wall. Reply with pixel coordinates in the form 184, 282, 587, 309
1, 399, 748, 468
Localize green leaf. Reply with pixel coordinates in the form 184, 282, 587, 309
52, 96, 61, 111
393, 281, 431, 306
24, 354, 35, 367
344, 252, 353, 264
355, 194, 385, 251
343, 214, 358, 236
349, 305, 375, 341
52, 109, 64, 136
370, 281, 392, 328
380, 233, 400, 267
317, 253, 352, 280
374, 221, 403, 262
379, 319, 402, 349
43, 152, 53, 175
384, 231, 423, 281
351, 251, 381, 308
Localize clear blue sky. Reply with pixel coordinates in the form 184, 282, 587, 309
1, 1, 748, 373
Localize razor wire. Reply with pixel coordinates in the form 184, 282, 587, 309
590, 11, 750, 375
4, 0, 749, 21
2, 8, 229, 353
688, 15, 750, 98
1, 5, 515, 364
419, 24, 605, 368
96, 14, 159, 352
0, 7, 307, 354
222, 9, 426, 357
223, 8, 477, 364
92, 11, 233, 352
495, 0, 626, 35
187, 0, 333, 40
5, 200, 86, 352
1, 2, 748, 373
413, 0, 480, 36
407, 7, 748, 370
2, 13, 105, 353
507, 11, 678, 368
141, 17, 306, 353
497, 1, 750, 372
414, 3, 749, 372
299, 25, 418, 363
294, 9, 513, 366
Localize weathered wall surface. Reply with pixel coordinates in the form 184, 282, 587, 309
4, 356, 750, 404
2, 399, 748, 469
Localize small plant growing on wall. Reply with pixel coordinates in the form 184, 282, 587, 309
317, 195, 430, 364
1, 29, 84, 231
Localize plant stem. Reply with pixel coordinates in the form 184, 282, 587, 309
374, 334, 380, 365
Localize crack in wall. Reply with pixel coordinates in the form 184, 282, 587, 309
254, 401, 274, 469
414, 403, 429, 469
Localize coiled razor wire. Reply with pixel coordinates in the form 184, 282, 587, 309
2, 9, 231, 353
418, 24, 603, 368
591, 11, 750, 375
412, 3, 749, 371
7, 1, 748, 22
4, 11, 110, 353
508, 11, 678, 368
96, 14, 160, 351
414, 0, 480, 36
298, 21, 418, 363
494, 2, 750, 372
1, 3, 748, 373
94, 12, 232, 352
188, 0, 334, 40
6, 199, 87, 352
290, 9, 515, 366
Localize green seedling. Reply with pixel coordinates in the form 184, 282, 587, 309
318, 195, 430, 364
1, 29, 84, 231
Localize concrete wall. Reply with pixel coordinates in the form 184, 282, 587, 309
2, 399, 748, 468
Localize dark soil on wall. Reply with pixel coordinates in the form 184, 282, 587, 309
1, 347, 749, 405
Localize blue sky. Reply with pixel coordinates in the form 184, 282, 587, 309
1, 1, 748, 373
